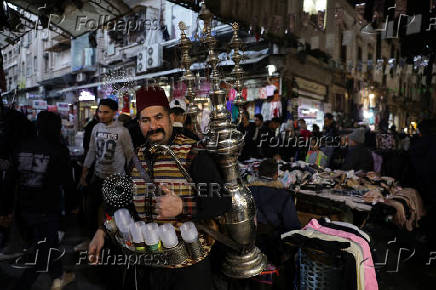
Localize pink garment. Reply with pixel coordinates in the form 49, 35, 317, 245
304, 219, 378, 290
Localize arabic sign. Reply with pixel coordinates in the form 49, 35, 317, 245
56, 102, 70, 112
32, 100, 48, 110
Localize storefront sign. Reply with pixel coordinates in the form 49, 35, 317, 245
294, 77, 327, 101
79, 90, 96, 101
47, 105, 57, 112
32, 100, 48, 110
298, 97, 325, 130
56, 102, 70, 112
27, 93, 44, 99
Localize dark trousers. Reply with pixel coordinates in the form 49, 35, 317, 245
123, 256, 212, 290
83, 176, 104, 237
14, 213, 63, 290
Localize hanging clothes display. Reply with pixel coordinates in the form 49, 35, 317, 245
282, 229, 364, 290
271, 101, 282, 118
304, 219, 378, 290
261, 101, 272, 121
255, 100, 263, 115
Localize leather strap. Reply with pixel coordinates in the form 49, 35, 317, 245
196, 224, 243, 252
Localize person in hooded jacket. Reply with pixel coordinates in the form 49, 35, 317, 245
9, 111, 75, 290
249, 158, 300, 253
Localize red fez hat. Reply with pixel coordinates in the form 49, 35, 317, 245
135, 86, 170, 114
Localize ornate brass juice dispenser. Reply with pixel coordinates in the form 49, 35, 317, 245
178, 2, 266, 278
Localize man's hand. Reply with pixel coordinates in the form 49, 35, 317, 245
156, 185, 183, 218
88, 229, 105, 264
79, 175, 88, 187
80, 167, 89, 187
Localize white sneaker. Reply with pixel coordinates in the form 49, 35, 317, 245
51, 272, 76, 290
58, 231, 65, 243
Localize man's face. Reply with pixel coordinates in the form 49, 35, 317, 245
324, 117, 332, 127
98, 105, 116, 124
273, 121, 280, 129
139, 106, 174, 145
255, 117, 262, 127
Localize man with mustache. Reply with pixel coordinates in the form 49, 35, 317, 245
88, 86, 231, 290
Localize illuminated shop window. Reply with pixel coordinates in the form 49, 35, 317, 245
303, 0, 327, 15
303, 0, 328, 30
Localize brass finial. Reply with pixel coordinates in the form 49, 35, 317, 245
230, 22, 247, 112
178, 21, 201, 133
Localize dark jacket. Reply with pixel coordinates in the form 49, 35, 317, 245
409, 134, 436, 204
341, 144, 374, 172
237, 122, 256, 161
125, 117, 147, 149
173, 126, 200, 141
248, 125, 270, 159
11, 136, 75, 214
83, 118, 99, 154
321, 122, 339, 167
323, 121, 338, 139
249, 179, 301, 234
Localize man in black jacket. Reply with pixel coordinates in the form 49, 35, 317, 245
249, 158, 300, 287
249, 159, 300, 236
83, 109, 99, 156
321, 113, 339, 168
253, 113, 270, 158
341, 128, 374, 172
237, 111, 256, 161
9, 111, 75, 290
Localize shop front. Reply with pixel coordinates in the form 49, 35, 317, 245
78, 88, 98, 128
235, 75, 282, 122
292, 76, 329, 130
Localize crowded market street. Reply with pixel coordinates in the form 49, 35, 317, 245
1, 1, 436, 290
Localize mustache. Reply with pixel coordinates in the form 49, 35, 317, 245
146, 128, 165, 137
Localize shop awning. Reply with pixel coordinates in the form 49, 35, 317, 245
293, 88, 325, 101
55, 67, 184, 95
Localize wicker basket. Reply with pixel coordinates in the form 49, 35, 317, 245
298, 249, 344, 290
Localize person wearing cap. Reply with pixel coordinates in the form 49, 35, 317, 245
88, 86, 231, 290
341, 127, 374, 171
169, 99, 199, 141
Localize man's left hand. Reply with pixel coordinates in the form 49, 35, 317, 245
156, 185, 183, 218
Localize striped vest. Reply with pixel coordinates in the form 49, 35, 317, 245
131, 133, 197, 225
130, 133, 214, 268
